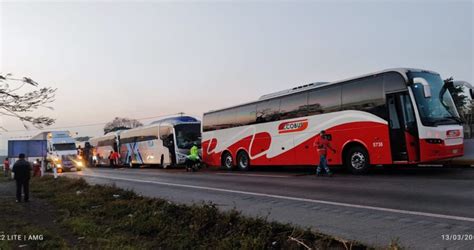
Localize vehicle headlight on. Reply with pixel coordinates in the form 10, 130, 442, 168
76, 161, 83, 167
56, 164, 62, 168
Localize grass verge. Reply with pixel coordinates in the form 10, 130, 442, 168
1, 175, 398, 249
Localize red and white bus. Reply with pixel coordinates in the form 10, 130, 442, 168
202, 68, 464, 174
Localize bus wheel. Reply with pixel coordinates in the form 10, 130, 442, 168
237, 151, 250, 171
221, 152, 234, 170
345, 146, 370, 174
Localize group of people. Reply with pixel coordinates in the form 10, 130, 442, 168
0, 132, 333, 204
77, 142, 94, 167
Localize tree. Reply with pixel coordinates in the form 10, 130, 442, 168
103, 117, 143, 134
75, 136, 92, 142
0, 73, 57, 130
445, 77, 474, 138
445, 77, 469, 112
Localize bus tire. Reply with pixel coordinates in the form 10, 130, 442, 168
221, 151, 234, 170
345, 146, 370, 174
236, 151, 250, 171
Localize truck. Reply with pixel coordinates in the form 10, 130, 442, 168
7, 140, 48, 167
30, 131, 83, 172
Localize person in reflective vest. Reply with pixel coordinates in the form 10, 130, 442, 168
313, 130, 336, 177
185, 144, 200, 170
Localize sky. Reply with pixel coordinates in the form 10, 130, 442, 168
0, 0, 472, 154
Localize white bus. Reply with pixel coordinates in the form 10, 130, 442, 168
119, 116, 201, 168
89, 131, 121, 166
202, 68, 465, 174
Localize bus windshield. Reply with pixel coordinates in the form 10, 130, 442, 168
174, 124, 201, 149
53, 143, 77, 151
409, 72, 461, 126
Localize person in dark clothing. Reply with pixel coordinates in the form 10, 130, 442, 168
108, 151, 115, 167
83, 142, 93, 167
12, 153, 32, 202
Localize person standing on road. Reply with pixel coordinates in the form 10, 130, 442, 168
108, 151, 116, 167
52, 162, 59, 179
41, 157, 46, 177
3, 158, 10, 178
112, 150, 120, 166
33, 159, 41, 177
313, 130, 336, 177
83, 142, 92, 167
12, 154, 32, 202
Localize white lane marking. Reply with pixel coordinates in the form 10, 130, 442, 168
76, 173, 474, 223
417, 164, 443, 168
215, 173, 290, 178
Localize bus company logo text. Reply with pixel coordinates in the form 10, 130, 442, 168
278, 120, 308, 134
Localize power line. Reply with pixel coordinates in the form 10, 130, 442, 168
1, 112, 192, 133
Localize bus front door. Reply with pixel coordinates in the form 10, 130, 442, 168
387, 94, 408, 162
387, 93, 419, 163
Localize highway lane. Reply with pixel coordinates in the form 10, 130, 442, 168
64, 167, 474, 249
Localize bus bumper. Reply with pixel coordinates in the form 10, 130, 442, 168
420, 139, 464, 162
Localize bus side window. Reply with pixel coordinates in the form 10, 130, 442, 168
256, 99, 281, 123
279, 92, 308, 120
342, 76, 386, 119
234, 104, 257, 126
203, 112, 218, 132
308, 86, 342, 115
216, 108, 237, 130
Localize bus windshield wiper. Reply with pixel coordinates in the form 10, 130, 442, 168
445, 116, 463, 123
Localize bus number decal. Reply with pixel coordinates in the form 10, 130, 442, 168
373, 142, 384, 148
278, 120, 308, 134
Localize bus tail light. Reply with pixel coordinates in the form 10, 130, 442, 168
446, 130, 461, 138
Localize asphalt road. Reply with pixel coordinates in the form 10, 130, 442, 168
64, 166, 474, 249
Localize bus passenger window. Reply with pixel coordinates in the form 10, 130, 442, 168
256, 99, 281, 123
279, 92, 308, 120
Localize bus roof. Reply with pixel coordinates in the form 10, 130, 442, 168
119, 115, 201, 139
89, 132, 118, 146
150, 115, 200, 125
204, 68, 439, 115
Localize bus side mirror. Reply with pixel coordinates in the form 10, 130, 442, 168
470, 88, 474, 99
413, 77, 431, 98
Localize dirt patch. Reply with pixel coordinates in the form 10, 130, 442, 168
0, 176, 83, 249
